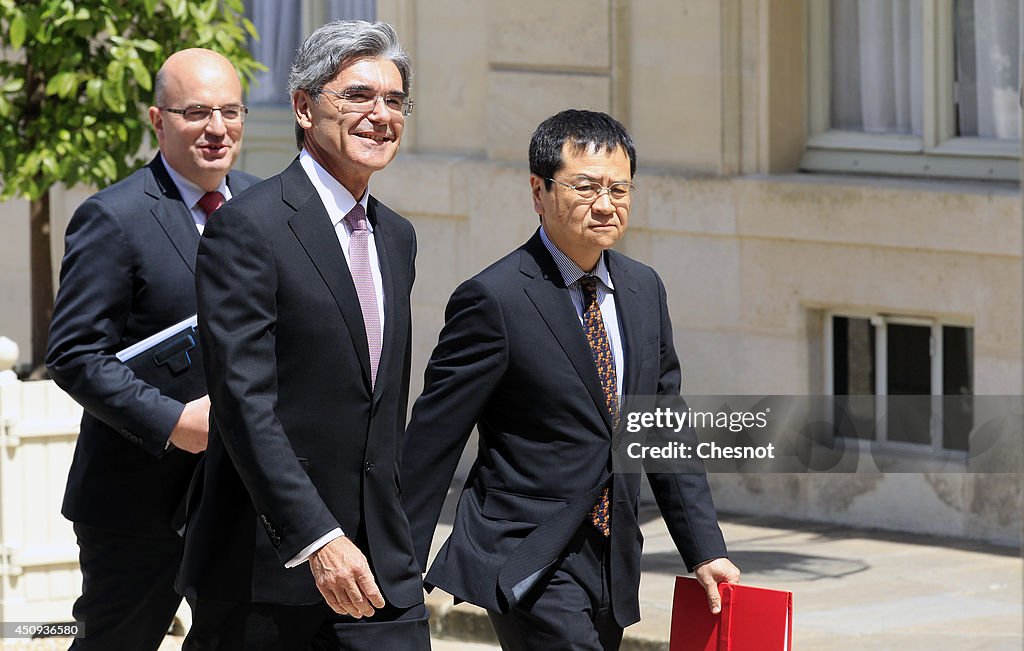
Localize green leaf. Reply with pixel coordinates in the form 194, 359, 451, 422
45, 71, 76, 98
106, 60, 124, 84
35, 22, 52, 44
1, 78, 24, 93
9, 13, 26, 50
214, 30, 233, 52
101, 82, 123, 112
97, 155, 116, 180
128, 59, 151, 91
85, 78, 103, 101
167, 0, 186, 18
41, 155, 58, 176
135, 38, 159, 53
242, 18, 260, 41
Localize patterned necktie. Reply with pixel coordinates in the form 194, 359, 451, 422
197, 190, 225, 218
580, 275, 617, 537
343, 204, 381, 388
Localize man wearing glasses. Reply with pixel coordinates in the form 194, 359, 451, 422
401, 110, 741, 650
46, 48, 258, 649
177, 21, 429, 649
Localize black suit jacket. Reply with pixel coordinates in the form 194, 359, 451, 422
46, 156, 258, 536
177, 159, 422, 608
401, 231, 728, 627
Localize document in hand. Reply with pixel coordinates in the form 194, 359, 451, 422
670, 576, 793, 651
116, 314, 205, 403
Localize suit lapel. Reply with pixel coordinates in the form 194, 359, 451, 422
607, 252, 643, 396
520, 234, 614, 433
147, 156, 201, 274
282, 161, 373, 388
367, 197, 401, 400
225, 171, 254, 196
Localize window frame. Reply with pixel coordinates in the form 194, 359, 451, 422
803, 0, 1021, 182
244, 0, 376, 107
824, 310, 972, 458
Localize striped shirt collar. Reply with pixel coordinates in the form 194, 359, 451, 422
538, 226, 614, 292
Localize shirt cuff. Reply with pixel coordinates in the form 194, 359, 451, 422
284, 528, 344, 568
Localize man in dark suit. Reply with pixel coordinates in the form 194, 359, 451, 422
45, 48, 258, 650
177, 21, 429, 650
401, 110, 741, 650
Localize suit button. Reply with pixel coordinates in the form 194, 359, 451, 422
365, 461, 374, 474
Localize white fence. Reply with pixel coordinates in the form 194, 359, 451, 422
0, 377, 81, 624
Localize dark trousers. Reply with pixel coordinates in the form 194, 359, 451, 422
69, 522, 184, 651
487, 524, 623, 651
183, 599, 431, 651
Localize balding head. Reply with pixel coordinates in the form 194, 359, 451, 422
149, 49, 245, 191
154, 48, 239, 107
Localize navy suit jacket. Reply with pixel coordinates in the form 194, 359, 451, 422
177, 159, 422, 608
401, 231, 728, 627
46, 156, 258, 536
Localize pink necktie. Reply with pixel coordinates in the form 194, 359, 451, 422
197, 191, 225, 218
344, 204, 381, 388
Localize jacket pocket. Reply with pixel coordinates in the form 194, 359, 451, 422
482, 489, 568, 524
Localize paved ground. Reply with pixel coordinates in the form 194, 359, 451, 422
0, 637, 501, 650
425, 509, 1023, 651
3, 511, 1019, 650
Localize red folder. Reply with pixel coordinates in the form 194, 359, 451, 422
670, 576, 793, 651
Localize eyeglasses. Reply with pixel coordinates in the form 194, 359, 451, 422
319, 89, 414, 117
159, 104, 248, 124
546, 178, 637, 202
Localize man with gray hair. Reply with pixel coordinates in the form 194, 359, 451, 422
177, 21, 428, 649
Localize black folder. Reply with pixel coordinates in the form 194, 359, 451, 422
116, 315, 205, 403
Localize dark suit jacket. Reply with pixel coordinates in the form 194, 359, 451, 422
176, 159, 422, 608
401, 230, 728, 627
46, 156, 258, 536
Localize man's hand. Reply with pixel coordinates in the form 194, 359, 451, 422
310, 536, 385, 618
694, 557, 741, 614
167, 395, 210, 453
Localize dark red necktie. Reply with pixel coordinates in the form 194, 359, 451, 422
197, 191, 225, 218
580, 275, 617, 537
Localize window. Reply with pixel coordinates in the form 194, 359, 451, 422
804, 0, 1022, 181
828, 314, 973, 453
244, 0, 378, 105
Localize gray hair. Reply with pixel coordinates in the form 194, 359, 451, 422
154, 67, 167, 107
288, 20, 412, 150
